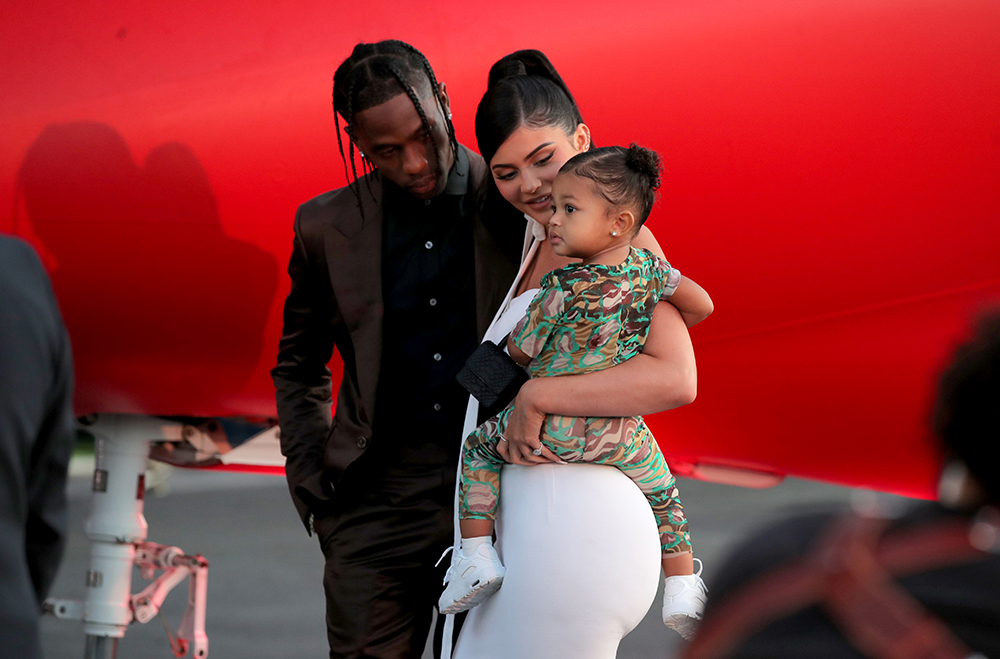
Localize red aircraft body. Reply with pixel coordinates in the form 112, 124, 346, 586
2, 0, 998, 498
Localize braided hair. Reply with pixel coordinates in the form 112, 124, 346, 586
332, 40, 458, 210
560, 144, 663, 230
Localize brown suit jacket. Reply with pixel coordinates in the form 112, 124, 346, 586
272, 145, 520, 528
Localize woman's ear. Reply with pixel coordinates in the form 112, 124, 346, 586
573, 123, 592, 153
612, 209, 636, 237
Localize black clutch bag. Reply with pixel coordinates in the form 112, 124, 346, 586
456, 337, 529, 412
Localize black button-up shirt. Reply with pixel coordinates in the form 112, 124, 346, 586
373, 148, 478, 471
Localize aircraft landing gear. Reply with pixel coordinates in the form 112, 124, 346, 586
43, 414, 209, 659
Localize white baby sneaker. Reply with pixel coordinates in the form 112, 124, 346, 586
662, 557, 708, 640
438, 542, 506, 615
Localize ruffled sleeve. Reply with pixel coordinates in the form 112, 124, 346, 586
655, 256, 681, 301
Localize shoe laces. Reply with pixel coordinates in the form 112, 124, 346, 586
666, 558, 708, 596
693, 557, 708, 594
436, 545, 455, 585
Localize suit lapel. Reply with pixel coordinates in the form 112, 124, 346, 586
327, 177, 383, 422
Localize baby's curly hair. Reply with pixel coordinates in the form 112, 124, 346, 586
559, 143, 662, 230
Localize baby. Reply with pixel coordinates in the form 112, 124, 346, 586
440, 144, 708, 638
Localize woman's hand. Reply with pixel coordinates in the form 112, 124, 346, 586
497, 303, 695, 464
496, 380, 562, 465
501, 304, 695, 422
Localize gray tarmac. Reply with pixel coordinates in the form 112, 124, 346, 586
40, 465, 898, 659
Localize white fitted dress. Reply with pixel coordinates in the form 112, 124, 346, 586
447, 217, 661, 659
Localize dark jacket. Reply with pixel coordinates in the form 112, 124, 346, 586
0, 235, 75, 659
272, 145, 520, 528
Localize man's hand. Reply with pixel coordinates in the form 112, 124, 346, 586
497, 381, 562, 465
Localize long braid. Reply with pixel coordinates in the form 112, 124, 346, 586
333, 94, 363, 212
396, 41, 459, 158
361, 153, 376, 199
345, 79, 365, 212
426, 61, 458, 158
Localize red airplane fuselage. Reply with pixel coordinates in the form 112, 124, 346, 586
2, 0, 998, 497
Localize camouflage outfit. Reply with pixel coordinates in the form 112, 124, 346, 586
459, 248, 692, 554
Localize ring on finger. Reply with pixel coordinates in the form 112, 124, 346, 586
532, 447, 543, 456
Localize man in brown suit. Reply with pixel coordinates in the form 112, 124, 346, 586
271, 41, 522, 658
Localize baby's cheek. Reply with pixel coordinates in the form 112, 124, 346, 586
530, 211, 552, 226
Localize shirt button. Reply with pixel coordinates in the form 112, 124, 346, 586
424, 240, 434, 250
357, 436, 368, 449
433, 353, 442, 362
433, 403, 442, 411
429, 298, 438, 306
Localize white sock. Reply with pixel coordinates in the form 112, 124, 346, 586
460, 536, 491, 556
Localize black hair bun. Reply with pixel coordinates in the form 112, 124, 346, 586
488, 56, 528, 88
625, 143, 662, 192
487, 50, 568, 92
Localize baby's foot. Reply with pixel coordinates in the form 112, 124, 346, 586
438, 542, 506, 614
662, 557, 708, 640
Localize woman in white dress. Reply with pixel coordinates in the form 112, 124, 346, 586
446, 51, 713, 659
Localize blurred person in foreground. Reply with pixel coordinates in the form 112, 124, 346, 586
0, 235, 75, 659
684, 310, 1000, 659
